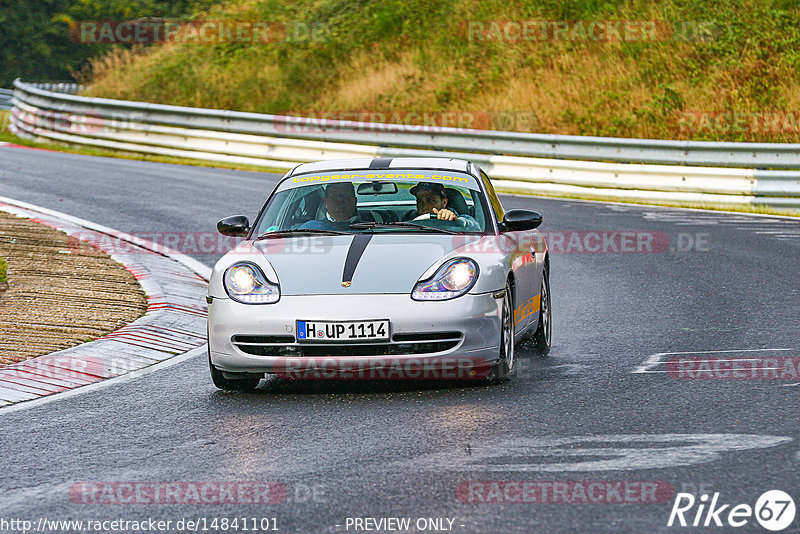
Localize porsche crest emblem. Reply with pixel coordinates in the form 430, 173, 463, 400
342, 281, 352, 287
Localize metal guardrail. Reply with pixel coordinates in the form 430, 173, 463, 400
13, 80, 800, 170
9, 80, 800, 211
20, 82, 81, 94
0, 89, 12, 110
3, 82, 80, 110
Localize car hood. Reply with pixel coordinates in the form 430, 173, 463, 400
252, 234, 481, 295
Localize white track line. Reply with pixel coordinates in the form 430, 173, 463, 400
0, 347, 206, 415
632, 348, 794, 374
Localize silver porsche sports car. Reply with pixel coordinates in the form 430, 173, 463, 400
207, 157, 551, 390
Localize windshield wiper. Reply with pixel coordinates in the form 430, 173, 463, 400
349, 221, 460, 234
257, 228, 349, 239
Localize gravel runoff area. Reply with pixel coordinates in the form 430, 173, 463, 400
0, 211, 147, 364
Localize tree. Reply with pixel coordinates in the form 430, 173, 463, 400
0, 0, 217, 87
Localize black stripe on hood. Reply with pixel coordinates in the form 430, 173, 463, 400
341, 234, 373, 286
368, 157, 393, 169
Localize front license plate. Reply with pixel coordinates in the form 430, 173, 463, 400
297, 320, 390, 342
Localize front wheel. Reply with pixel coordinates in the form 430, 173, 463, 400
531, 267, 552, 355
209, 351, 261, 391
489, 282, 515, 382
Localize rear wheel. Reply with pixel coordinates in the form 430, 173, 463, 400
209, 351, 261, 391
532, 267, 552, 355
489, 282, 515, 382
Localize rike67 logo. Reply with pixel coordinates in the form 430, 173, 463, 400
668, 490, 795, 531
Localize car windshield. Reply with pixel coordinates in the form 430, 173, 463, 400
253, 170, 490, 236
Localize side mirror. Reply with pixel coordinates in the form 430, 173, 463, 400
501, 210, 543, 231
217, 215, 250, 237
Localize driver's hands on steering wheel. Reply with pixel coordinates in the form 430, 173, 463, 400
432, 208, 457, 221
412, 208, 458, 222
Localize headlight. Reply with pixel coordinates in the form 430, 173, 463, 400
223, 262, 280, 304
412, 258, 478, 301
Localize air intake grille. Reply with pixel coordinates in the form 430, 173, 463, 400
232, 332, 462, 357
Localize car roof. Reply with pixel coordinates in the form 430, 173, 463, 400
287, 157, 472, 177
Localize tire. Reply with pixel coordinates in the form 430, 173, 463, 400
531, 266, 552, 355
489, 282, 515, 382
208, 351, 261, 391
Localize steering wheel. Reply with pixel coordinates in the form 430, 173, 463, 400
412, 212, 467, 227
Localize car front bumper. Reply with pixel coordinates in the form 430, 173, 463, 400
208, 292, 503, 377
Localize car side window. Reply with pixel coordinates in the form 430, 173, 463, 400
480, 169, 504, 221
286, 186, 323, 227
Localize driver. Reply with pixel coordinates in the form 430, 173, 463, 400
409, 182, 480, 230
301, 182, 361, 229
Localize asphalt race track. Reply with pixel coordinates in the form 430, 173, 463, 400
1, 147, 799, 533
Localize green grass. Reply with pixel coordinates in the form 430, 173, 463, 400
81, 0, 800, 143
0, 111, 17, 143
0, 257, 7, 284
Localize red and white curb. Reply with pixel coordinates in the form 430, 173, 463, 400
0, 196, 211, 409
